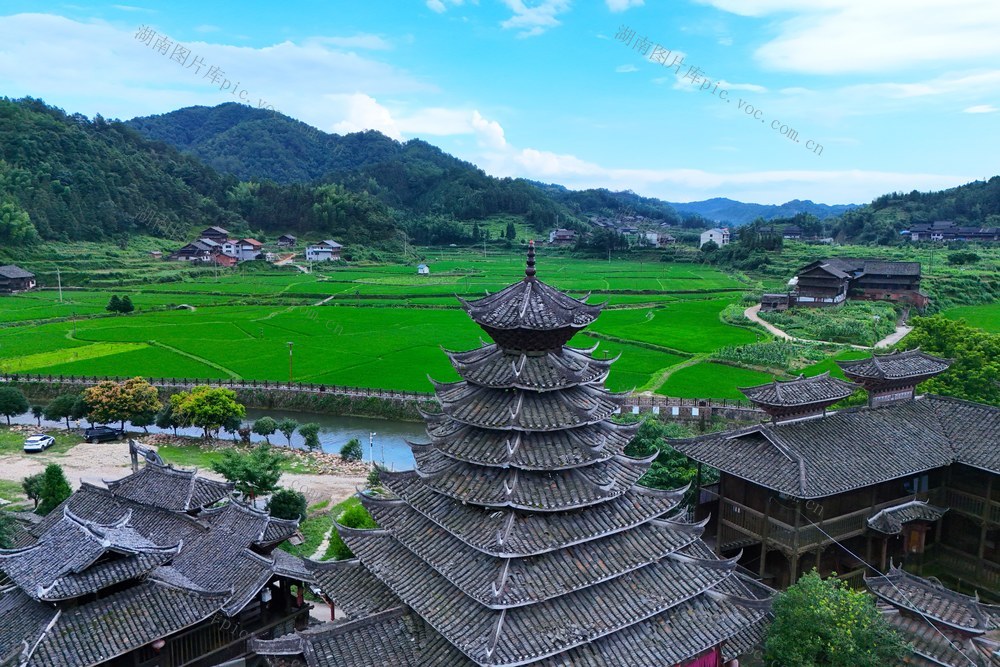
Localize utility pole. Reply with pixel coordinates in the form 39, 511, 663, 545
369, 431, 377, 469
287, 341, 294, 382
55, 265, 63, 303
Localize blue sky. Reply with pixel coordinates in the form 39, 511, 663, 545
1, 1, 998, 204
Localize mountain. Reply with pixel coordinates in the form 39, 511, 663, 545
0, 97, 241, 242
667, 197, 857, 226
833, 177, 1000, 243
527, 183, 707, 228
127, 104, 569, 228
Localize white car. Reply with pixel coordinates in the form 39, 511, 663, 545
23, 434, 55, 453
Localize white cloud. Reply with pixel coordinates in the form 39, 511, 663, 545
697, 0, 1000, 74
963, 104, 998, 113
327, 93, 402, 139
427, 0, 465, 13
470, 111, 507, 149
500, 0, 572, 38
309, 34, 392, 50
606, 0, 643, 11
717, 80, 767, 93
615, 64, 638, 73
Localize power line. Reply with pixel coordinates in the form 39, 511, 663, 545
774, 499, 979, 666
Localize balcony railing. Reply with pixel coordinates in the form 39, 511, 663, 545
943, 488, 1000, 525
719, 492, 935, 555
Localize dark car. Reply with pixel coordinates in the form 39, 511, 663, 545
84, 426, 125, 443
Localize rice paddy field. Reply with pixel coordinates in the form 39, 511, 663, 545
1, 243, 994, 399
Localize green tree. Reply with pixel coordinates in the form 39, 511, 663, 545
252, 416, 278, 444
299, 422, 321, 450
119, 295, 135, 313
221, 414, 243, 442
266, 487, 307, 521
340, 437, 363, 462
764, 570, 906, 667
211, 443, 283, 500
170, 385, 246, 439
106, 295, 122, 313
44, 393, 79, 430
505, 221, 516, 240
0, 512, 16, 548
70, 394, 90, 427
902, 316, 1000, 406
22, 472, 44, 509
0, 386, 29, 425
276, 417, 298, 447
155, 403, 180, 435
327, 503, 377, 560
84, 377, 161, 429
0, 197, 39, 245
700, 239, 719, 253
37, 463, 72, 515
625, 418, 717, 501
31, 404, 44, 426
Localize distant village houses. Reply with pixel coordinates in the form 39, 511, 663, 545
0, 265, 36, 293
644, 231, 677, 247
907, 220, 999, 243
198, 225, 230, 243
305, 240, 343, 262
276, 234, 297, 247
700, 227, 731, 248
548, 228, 578, 244
417, 263, 430, 275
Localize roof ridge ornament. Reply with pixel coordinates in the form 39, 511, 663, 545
525, 240, 536, 279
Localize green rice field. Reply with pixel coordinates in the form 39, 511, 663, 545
942, 303, 1000, 333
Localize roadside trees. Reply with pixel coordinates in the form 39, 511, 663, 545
211, 443, 283, 500
84, 377, 161, 429
170, 385, 246, 439
0, 386, 29, 425
44, 393, 78, 430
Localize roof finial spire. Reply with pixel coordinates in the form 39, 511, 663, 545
525, 240, 536, 279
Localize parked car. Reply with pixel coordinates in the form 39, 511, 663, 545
84, 426, 125, 443
23, 434, 55, 452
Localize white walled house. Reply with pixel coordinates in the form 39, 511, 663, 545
699, 228, 730, 248
305, 240, 343, 262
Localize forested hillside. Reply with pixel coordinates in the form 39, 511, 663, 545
668, 197, 856, 226
0, 97, 240, 243
833, 177, 1000, 243
127, 104, 570, 228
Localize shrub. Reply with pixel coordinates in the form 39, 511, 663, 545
299, 422, 321, 450
37, 464, 72, 515
340, 438, 363, 462
266, 488, 307, 521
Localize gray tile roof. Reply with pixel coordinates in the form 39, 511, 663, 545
866, 565, 1000, 634
306, 558, 400, 618
0, 265, 34, 279
867, 500, 948, 535
672, 396, 1000, 498
446, 344, 614, 391
740, 372, 858, 408
837, 348, 952, 381
200, 499, 299, 545
105, 461, 233, 511
878, 610, 991, 667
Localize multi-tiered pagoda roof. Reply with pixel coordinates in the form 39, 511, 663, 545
255, 244, 770, 667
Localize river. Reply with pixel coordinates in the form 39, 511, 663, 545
8, 408, 423, 470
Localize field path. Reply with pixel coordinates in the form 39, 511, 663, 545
643, 355, 705, 393
315, 295, 336, 306
147, 340, 242, 379
743, 304, 911, 350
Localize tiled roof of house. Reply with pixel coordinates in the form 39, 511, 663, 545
867, 500, 948, 535
671, 395, 1000, 498
105, 461, 233, 511
740, 372, 858, 408
866, 565, 1000, 634
837, 348, 952, 381
0, 265, 34, 279
878, 610, 991, 667
291, 246, 770, 666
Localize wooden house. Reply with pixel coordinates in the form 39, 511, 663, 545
793, 260, 850, 306
252, 243, 772, 667
199, 226, 230, 243
0, 265, 36, 293
792, 258, 927, 309
0, 443, 311, 667
673, 351, 1000, 604
276, 234, 297, 247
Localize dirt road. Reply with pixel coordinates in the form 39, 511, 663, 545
0, 439, 365, 506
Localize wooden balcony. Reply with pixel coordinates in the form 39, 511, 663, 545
719, 492, 936, 556
922, 543, 1000, 598
942, 488, 1000, 525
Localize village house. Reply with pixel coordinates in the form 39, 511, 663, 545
276, 234, 297, 247
252, 245, 771, 667
672, 350, 1000, 629
700, 227, 730, 248
416, 263, 429, 275
547, 228, 578, 244
198, 226, 230, 243
909, 220, 1000, 243
168, 239, 218, 263
791, 258, 928, 309
0, 265, 36, 293
221, 238, 264, 261
305, 240, 343, 262
0, 442, 311, 667
645, 231, 677, 247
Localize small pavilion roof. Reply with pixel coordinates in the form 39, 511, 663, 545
740, 372, 857, 408
445, 344, 615, 391
837, 348, 952, 381
200, 499, 299, 546
866, 565, 1000, 634
867, 499, 948, 535
460, 243, 602, 333
105, 461, 233, 512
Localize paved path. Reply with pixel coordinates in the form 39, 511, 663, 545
743, 304, 912, 350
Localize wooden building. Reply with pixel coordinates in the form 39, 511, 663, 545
792, 258, 928, 309
253, 243, 772, 667
672, 352, 1000, 603
0, 265, 36, 294
198, 226, 230, 243
0, 444, 311, 667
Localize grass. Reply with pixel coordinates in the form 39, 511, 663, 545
941, 303, 1000, 333
0, 427, 82, 456
0, 479, 27, 504
278, 495, 362, 560
656, 361, 779, 399
155, 441, 321, 473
